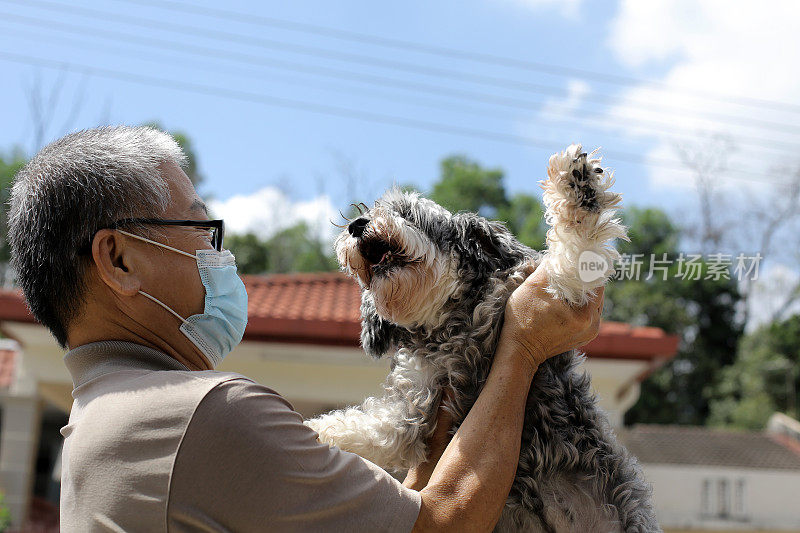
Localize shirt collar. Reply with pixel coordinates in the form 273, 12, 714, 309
64, 340, 189, 388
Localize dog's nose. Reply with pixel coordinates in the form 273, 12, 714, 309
348, 217, 369, 238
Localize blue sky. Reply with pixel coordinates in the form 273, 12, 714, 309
3, 0, 799, 325
0, 0, 681, 207
1, 0, 798, 238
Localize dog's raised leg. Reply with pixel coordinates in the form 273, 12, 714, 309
305, 349, 440, 471
540, 144, 626, 305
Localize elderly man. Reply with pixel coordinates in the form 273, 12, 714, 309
8, 126, 601, 532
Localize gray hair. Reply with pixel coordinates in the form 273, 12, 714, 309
8, 125, 186, 347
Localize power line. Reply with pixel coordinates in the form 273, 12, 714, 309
3, 22, 798, 158
113, 0, 800, 116
2, 8, 800, 156
0, 49, 789, 187
5, 0, 800, 136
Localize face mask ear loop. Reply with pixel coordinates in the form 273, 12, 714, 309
116, 229, 197, 260
138, 290, 189, 325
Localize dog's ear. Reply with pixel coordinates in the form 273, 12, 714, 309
454, 213, 531, 276
359, 291, 404, 358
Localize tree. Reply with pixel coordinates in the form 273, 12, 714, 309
675, 135, 800, 327
24, 70, 87, 152
709, 314, 800, 429
226, 223, 338, 275
674, 134, 735, 255
225, 233, 270, 274
0, 149, 28, 263
605, 207, 744, 426
430, 155, 546, 249
499, 193, 547, 250
142, 121, 204, 189
266, 223, 338, 273
431, 155, 508, 217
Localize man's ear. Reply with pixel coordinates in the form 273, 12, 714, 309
359, 291, 404, 358
453, 213, 531, 275
91, 229, 142, 297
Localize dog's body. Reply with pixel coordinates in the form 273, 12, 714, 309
306, 145, 660, 532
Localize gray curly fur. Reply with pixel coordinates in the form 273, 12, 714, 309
307, 189, 660, 532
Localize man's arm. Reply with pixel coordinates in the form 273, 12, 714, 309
409, 265, 603, 532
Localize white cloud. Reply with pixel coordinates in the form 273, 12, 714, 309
540, 79, 591, 119
605, 0, 800, 190
210, 187, 339, 243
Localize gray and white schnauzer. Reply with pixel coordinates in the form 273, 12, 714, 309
306, 145, 660, 532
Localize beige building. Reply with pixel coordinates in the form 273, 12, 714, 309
620, 419, 800, 532
0, 272, 682, 529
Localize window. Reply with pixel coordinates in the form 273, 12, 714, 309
717, 479, 730, 518
701, 477, 748, 521
734, 479, 746, 517
701, 479, 712, 515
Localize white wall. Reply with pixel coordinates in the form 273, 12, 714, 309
643, 463, 800, 531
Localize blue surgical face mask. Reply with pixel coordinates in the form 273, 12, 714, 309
117, 230, 249, 368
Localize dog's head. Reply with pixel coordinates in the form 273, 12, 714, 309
335, 188, 531, 357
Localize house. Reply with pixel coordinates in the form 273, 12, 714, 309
0, 272, 680, 529
619, 419, 800, 532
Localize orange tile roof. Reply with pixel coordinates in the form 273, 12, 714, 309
0, 273, 680, 360
245, 273, 360, 323
243, 273, 361, 346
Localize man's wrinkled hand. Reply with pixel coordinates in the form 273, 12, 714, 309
498, 263, 604, 373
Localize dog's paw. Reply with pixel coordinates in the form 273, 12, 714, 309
542, 144, 621, 218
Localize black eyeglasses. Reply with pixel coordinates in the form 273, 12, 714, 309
85, 218, 225, 253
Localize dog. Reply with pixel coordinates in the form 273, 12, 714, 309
305, 145, 660, 532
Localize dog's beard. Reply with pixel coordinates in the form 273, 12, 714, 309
335, 213, 459, 328
369, 254, 459, 327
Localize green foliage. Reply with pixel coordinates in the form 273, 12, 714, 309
429, 155, 546, 250
620, 207, 680, 259
225, 233, 270, 274
0, 490, 11, 532
606, 207, 744, 426
226, 223, 338, 275
142, 121, 204, 188
498, 193, 547, 250
0, 149, 28, 262
431, 156, 508, 217
267, 224, 339, 273
708, 314, 800, 429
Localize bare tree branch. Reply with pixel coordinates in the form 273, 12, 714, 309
59, 73, 89, 135
330, 149, 366, 210
673, 134, 800, 328
97, 94, 113, 125
771, 280, 800, 322
674, 133, 736, 255
24, 67, 86, 151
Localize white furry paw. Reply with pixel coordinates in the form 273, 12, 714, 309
542, 144, 621, 222
540, 144, 628, 306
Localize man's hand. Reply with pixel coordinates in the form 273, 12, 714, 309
497, 262, 604, 373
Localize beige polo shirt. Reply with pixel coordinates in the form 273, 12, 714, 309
60, 341, 421, 532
